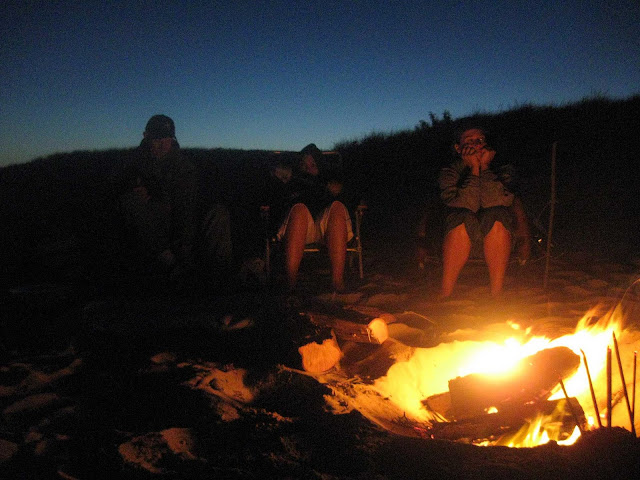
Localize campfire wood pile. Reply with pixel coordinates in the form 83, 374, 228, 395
422, 346, 588, 443
292, 309, 392, 373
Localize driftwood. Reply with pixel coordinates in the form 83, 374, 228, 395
446, 346, 581, 420
293, 312, 390, 374
307, 312, 389, 344
427, 397, 586, 443
340, 338, 415, 382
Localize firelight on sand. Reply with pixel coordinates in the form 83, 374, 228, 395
373, 304, 640, 447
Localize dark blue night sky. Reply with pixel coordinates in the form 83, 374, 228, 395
1, 0, 639, 166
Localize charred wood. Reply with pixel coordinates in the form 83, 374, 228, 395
426, 398, 586, 443
307, 312, 389, 344
447, 346, 580, 420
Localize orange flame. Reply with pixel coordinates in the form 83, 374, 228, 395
374, 304, 640, 447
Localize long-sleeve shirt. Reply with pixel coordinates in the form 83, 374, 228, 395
438, 158, 515, 213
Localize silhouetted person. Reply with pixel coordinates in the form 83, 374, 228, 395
118, 114, 232, 292
264, 144, 354, 293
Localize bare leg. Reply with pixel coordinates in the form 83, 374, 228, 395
284, 204, 310, 290
440, 223, 471, 298
484, 221, 512, 297
326, 202, 348, 291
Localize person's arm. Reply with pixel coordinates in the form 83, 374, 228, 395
438, 162, 480, 212
479, 169, 514, 208
479, 161, 516, 208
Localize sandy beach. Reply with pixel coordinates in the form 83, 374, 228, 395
2, 239, 640, 478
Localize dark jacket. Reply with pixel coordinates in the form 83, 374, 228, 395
118, 139, 198, 260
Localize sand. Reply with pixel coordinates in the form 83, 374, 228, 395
2, 248, 640, 478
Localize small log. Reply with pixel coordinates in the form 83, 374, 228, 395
291, 310, 389, 374
448, 346, 580, 420
340, 338, 415, 382
307, 312, 389, 344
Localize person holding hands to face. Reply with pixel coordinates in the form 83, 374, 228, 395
438, 127, 529, 298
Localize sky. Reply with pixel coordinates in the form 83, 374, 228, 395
1, 0, 639, 167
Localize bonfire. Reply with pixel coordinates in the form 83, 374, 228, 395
305, 281, 640, 448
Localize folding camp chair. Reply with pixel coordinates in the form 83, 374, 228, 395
260, 150, 366, 283
261, 203, 365, 282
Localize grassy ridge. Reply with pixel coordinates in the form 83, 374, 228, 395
1, 95, 639, 288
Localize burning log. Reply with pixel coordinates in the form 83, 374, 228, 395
446, 346, 580, 420
427, 397, 586, 443
421, 347, 585, 443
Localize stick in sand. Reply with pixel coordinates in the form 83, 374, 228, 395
612, 332, 636, 435
580, 349, 602, 428
633, 351, 637, 426
607, 345, 612, 429
543, 141, 557, 291
559, 378, 584, 436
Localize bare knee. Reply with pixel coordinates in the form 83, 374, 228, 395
485, 221, 511, 244
327, 201, 348, 223
290, 203, 310, 220
490, 220, 508, 234
445, 223, 470, 243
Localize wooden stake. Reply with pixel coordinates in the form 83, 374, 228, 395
613, 332, 636, 435
607, 345, 612, 429
543, 141, 557, 291
559, 378, 584, 435
580, 349, 602, 428
633, 351, 637, 425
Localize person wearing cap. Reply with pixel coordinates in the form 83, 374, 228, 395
270, 143, 355, 293
118, 115, 232, 290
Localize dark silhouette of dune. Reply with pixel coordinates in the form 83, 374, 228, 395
1, 95, 639, 290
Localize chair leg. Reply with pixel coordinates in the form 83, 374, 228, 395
265, 237, 271, 283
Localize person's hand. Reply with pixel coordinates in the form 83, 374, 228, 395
478, 146, 496, 171
460, 145, 481, 173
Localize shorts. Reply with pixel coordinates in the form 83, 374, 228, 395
277, 201, 354, 244
443, 206, 515, 258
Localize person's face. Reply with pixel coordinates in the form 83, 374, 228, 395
327, 179, 342, 196
274, 164, 292, 183
300, 154, 319, 176
455, 129, 486, 154
149, 137, 173, 159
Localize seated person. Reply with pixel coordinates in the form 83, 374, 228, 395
437, 126, 531, 298
117, 114, 232, 290
262, 144, 355, 293
416, 194, 531, 270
